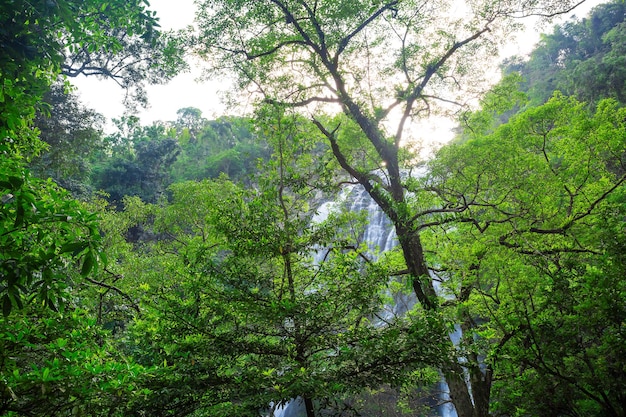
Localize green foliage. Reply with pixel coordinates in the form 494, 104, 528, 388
425, 93, 626, 417
171, 115, 270, 183
92, 118, 180, 204
126, 178, 447, 416
0, 159, 103, 316
505, 0, 626, 107
105, 116, 450, 416
92, 113, 270, 203
0, 305, 150, 416
30, 84, 105, 197
5, 1, 626, 416
0, 1, 184, 413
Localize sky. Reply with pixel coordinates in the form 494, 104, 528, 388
72, 0, 608, 129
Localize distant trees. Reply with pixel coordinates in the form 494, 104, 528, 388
90, 111, 269, 205
31, 84, 105, 197
504, 1, 626, 106
92, 117, 180, 204
170, 113, 270, 182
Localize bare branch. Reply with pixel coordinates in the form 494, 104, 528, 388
509, 0, 588, 19
389, 24, 493, 142
84, 272, 140, 313
216, 40, 309, 60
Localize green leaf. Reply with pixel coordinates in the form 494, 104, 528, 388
60, 241, 89, 255
2, 295, 12, 317
81, 251, 95, 276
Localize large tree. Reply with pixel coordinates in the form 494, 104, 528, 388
425, 93, 626, 416
192, 1, 591, 416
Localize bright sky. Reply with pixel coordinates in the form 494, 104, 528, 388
72, 0, 608, 129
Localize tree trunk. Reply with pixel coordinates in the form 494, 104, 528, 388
395, 223, 438, 309
444, 364, 475, 417
395, 224, 491, 417
469, 363, 492, 417
304, 396, 315, 417
321, 105, 490, 417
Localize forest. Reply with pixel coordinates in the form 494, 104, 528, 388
1, 0, 625, 416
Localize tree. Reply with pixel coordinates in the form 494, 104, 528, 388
93, 118, 180, 205
1, 0, 187, 111
0, 304, 150, 416
1, 0, 186, 312
175, 107, 207, 142
504, 1, 626, 107
192, 1, 590, 416
0, 159, 102, 315
171, 115, 270, 182
0, 0, 186, 413
424, 93, 626, 416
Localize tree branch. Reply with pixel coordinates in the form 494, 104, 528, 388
84, 272, 140, 313
334, 1, 400, 64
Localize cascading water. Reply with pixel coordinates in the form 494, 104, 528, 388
273, 183, 459, 417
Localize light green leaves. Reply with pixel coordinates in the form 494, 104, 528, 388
425, 90, 626, 416
0, 306, 150, 415
1, 159, 103, 316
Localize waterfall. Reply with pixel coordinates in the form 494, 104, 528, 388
344, 184, 397, 254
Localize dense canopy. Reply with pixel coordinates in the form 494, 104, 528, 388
1, 1, 624, 417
